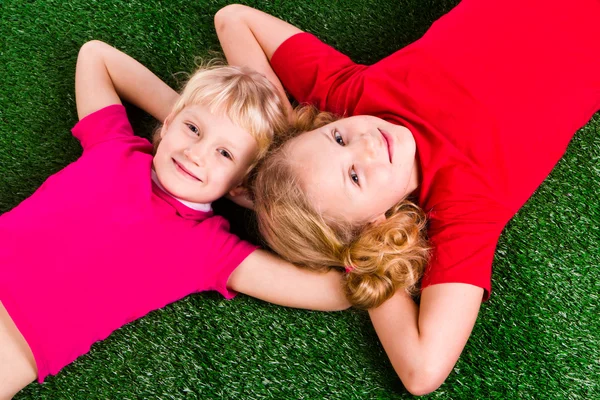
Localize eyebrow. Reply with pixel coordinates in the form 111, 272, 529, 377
184, 113, 242, 156
182, 112, 204, 130
321, 129, 333, 144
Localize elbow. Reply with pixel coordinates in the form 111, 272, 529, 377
403, 380, 442, 397
79, 39, 105, 52
78, 40, 108, 60
214, 4, 246, 32
399, 363, 448, 396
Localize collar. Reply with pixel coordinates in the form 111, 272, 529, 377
151, 170, 213, 220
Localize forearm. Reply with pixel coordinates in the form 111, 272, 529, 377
228, 249, 351, 311
214, 4, 297, 118
368, 284, 482, 395
77, 40, 178, 122
368, 292, 433, 393
251, 267, 350, 312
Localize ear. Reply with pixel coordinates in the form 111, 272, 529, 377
160, 112, 175, 138
228, 184, 247, 198
227, 185, 254, 209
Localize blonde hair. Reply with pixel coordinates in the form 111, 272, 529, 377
154, 61, 289, 163
253, 105, 429, 309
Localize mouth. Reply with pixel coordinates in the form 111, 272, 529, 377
378, 129, 394, 163
173, 158, 202, 182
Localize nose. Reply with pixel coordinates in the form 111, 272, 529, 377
355, 133, 378, 161
184, 143, 207, 167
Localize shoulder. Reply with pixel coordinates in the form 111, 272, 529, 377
73, 104, 129, 135
72, 104, 148, 151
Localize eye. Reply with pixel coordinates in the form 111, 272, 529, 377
218, 149, 233, 160
186, 123, 200, 136
333, 130, 345, 146
350, 167, 359, 185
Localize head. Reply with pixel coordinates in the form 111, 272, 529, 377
254, 106, 428, 309
153, 64, 288, 204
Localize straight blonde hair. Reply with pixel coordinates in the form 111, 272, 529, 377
155, 61, 289, 163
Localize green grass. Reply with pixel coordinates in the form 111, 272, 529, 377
1, 0, 598, 398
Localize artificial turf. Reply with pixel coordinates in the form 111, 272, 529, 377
1, 0, 598, 398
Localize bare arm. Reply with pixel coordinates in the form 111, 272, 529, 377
76, 40, 179, 121
227, 249, 351, 311
214, 4, 302, 119
369, 283, 483, 395
215, 4, 301, 208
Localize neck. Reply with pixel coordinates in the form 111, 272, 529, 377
151, 170, 212, 212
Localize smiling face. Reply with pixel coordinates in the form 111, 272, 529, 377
152, 104, 258, 204
285, 115, 419, 224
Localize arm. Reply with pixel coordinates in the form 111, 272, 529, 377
369, 283, 483, 395
215, 5, 300, 208
214, 4, 301, 119
76, 40, 179, 121
215, 4, 365, 116
227, 249, 351, 311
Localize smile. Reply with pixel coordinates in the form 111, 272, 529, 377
379, 129, 394, 163
173, 158, 202, 181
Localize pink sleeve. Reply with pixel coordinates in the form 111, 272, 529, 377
71, 104, 134, 151
270, 33, 368, 116
197, 216, 259, 299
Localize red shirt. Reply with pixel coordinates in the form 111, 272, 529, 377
0, 105, 257, 381
270, 0, 600, 298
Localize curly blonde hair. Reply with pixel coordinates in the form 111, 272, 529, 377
253, 105, 429, 309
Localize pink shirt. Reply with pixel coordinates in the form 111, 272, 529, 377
270, 0, 600, 298
0, 105, 257, 381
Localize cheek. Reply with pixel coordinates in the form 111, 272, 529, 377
156, 135, 173, 151
153, 142, 166, 160
156, 143, 176, 166
371, 164, 394, 185
214, 163, 241, 183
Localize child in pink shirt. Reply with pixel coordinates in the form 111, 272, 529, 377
0, 41, 349, 399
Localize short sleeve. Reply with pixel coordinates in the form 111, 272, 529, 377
195, 216, 259, 299
421, 209, 508, 301
270, 33, 368, 115
72, 104, 134, 151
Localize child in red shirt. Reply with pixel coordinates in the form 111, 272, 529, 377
215, 0, 600, 394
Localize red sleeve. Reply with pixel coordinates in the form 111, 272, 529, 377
71, 104, 134, 151
270, 33, 368, 115
420, 206, 508, 301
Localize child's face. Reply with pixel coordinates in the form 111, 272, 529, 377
153, 104, 258, 204
285, 115, 418, 224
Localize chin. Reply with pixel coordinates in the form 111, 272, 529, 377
176, 190, 218, 204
